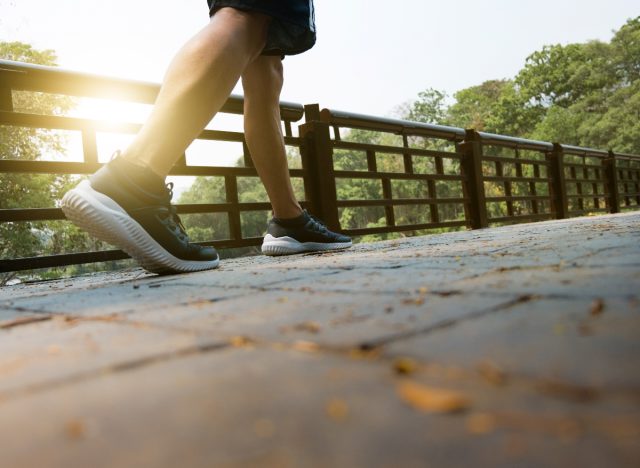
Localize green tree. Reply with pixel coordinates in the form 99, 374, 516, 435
406, 88, 449, 125
518, 17, 640, 151
448, 80, 509, 131
404, 17, 640, 152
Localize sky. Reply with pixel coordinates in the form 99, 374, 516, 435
2, 0, 638, 117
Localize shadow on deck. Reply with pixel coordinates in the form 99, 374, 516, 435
1, 212, 639, 467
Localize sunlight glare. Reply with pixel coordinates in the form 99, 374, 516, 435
66, 97, 247, 167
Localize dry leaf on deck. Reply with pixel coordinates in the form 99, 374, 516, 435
397, 380, 470, 414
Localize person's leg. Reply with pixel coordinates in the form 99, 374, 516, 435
243, 58, 351, 256
61, 7, 274, 273
123, 7, 271, 177
241, 56, 302, 219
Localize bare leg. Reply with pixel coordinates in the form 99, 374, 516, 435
62, 7, 348, 273
122, 8, 271, 177
242, 56, 303, 219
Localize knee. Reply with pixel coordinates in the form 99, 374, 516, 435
243, 58, 284, 100
265, 59, 284, 92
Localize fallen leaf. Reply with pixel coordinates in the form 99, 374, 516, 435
436, 290, 459, 297
65, 419, 85, 440
476, 360, 508, 386
589, 299, 605, 316
292, 321, 321, 334
397, 381, 470, 414
292, 340, 319, 353
349, 344, 381, 360
537, 379, 599, 403
393, 357, 419, 375
466, 412, 497, 435
229, 336, 254, 348
326, 398, 349, 422
402, 297, 425, 306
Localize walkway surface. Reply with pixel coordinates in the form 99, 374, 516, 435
1, 212, 639, 468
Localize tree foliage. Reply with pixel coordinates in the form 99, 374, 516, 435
405, 17, 640, 154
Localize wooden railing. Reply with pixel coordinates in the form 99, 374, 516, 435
309, 109, 640, 232
1, 60, 639, 273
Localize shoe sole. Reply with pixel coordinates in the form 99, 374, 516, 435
261, 234, 352, 256
61, 180, 219, 274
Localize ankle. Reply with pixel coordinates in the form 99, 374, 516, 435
119, 150, 167, 181
272, 205, 303, 220
111, 155, 166, 194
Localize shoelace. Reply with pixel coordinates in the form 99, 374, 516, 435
162, 182, 188, 239
305, 212, 331, 234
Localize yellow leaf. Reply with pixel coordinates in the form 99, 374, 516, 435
393, 357, 419, 375
230, 336, 254, 348
397, 381, 470, 414
292, 340, 319, 353
466, 412, 496, 435
326, 398, 349, 422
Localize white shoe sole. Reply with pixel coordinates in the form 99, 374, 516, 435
61, 180, 219, 274
261, 234, 352, 256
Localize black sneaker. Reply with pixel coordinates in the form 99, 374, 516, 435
61, 154, 219, 274
261, 210, 352, 256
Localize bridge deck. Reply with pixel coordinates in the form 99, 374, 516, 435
1, 212, 639, 467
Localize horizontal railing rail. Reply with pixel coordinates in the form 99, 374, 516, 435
0, 59, 304, 120
319, 108, 467, 140
1, 60, 639, 274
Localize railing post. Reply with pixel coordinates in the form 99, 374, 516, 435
81, 129, 99, 165
460, 129, 488, 229
605, 151, 621, 214
299, 104, 340, 231
225, 175, 242, 241
547, 144, 568, 219
0, 86, 13, 111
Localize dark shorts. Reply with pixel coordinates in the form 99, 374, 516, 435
207, 0, 316, 56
